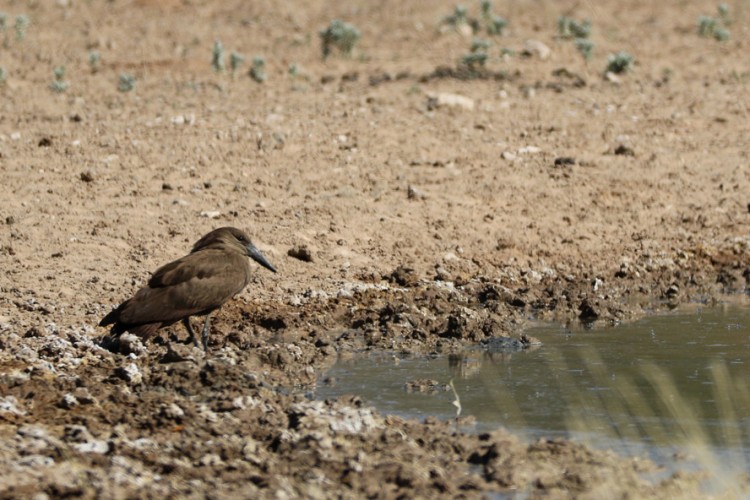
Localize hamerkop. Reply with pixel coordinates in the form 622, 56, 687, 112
100, 227, 277, 350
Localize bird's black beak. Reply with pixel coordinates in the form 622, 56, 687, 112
247, 244, 277, 273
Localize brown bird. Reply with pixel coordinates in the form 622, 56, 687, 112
99, 227, 277, 351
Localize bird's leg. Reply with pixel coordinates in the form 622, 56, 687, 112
182, 317, 199, 348
201, 313, 212, 352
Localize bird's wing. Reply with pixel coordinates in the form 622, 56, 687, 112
149, 252, 217, 288
118, 251, 250, 325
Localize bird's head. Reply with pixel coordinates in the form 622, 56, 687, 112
192, 227, 277, 273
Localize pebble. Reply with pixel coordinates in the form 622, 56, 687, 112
523, 40, 551, 60
0, 395, 26, 415
59, 393, 79, 409
426, 92, 475, 111
118, 333, 146, 356
115, 363, 143, 385
200, 210, 221, 219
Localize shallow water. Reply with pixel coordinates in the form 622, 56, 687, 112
316, 303, 750, 471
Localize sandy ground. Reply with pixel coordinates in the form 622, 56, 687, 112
2, 0, 750, 497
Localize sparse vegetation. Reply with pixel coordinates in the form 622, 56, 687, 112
211, 40, 225, 72
0, 67, 7, 86
460, 52, 488, 69
49, 66, 69, 93
249, 56, 266, 83
461, 38, 490, 69
118, 73, 135, 92
480, 1, 508, 35
606, 51, 634, 74
15, 14, 28, 41
558, 16, 591, 39
320, 20, 360, 59
575, 38, 595, 61
556, 15, 593, 63
443, 2, 508, 36
698, 5, 731, 41
230, 52, 244, 75
89, 51, 101, 73
442, 5, 469, 28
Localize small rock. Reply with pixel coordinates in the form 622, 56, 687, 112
118, 333, 146, 356
578, 298, 599, 322
161, 343, 201, 363
73, 387, 96, 405
199, 453, 223, 466
426, 92, 475, 111
518, 145, 541, 155
407, 185, 427, 200
115, 363, 142, 385
604, 71, 621, 84
38, 137, 53, 147
162, 182, 173, 191
80, 170, 95, 183
171, 114, 195, 126
554, 157, 575, 167
387, 265, 419, 287
160, 403, 185, 420
72, 440, 109, 454
59, 393, 79, 409
0, 396, 26, 415
242, 438, 259, 458
501, 151, 517, 161
200, 210, 221, 219
523, 40, 551, 60
614, 144, 635, 156
63, 425, 94, 443
288, 245, 314, 263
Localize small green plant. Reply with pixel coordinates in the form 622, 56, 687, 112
480, 1, 508, 35
0, 67, 7, 86
575, 38, 594, 61
461, 52, 488, 69
717, 3, 730, 24
0, 13, 7, 31
558, 16, 591, 39
470, 37, 490, 53
443, 5, 469, 27
15, 14, 28, 41
89, 50, 101, 73
288, 63, 299, 78
698, 15, 717, 36
249, 56, 266, 83
486, 15, 508, 35
118, 73, 135, 92
605, 51, 634, 74
713, 26, 730, 41
49, 66, 69, 93
230, 52, 244, 75
461, 37, 490, 69
211, 40, 225, 72
698, 5, 731, 41
320, 19, 360, 59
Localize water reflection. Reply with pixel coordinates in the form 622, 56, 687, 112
317, 304, 750, 465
